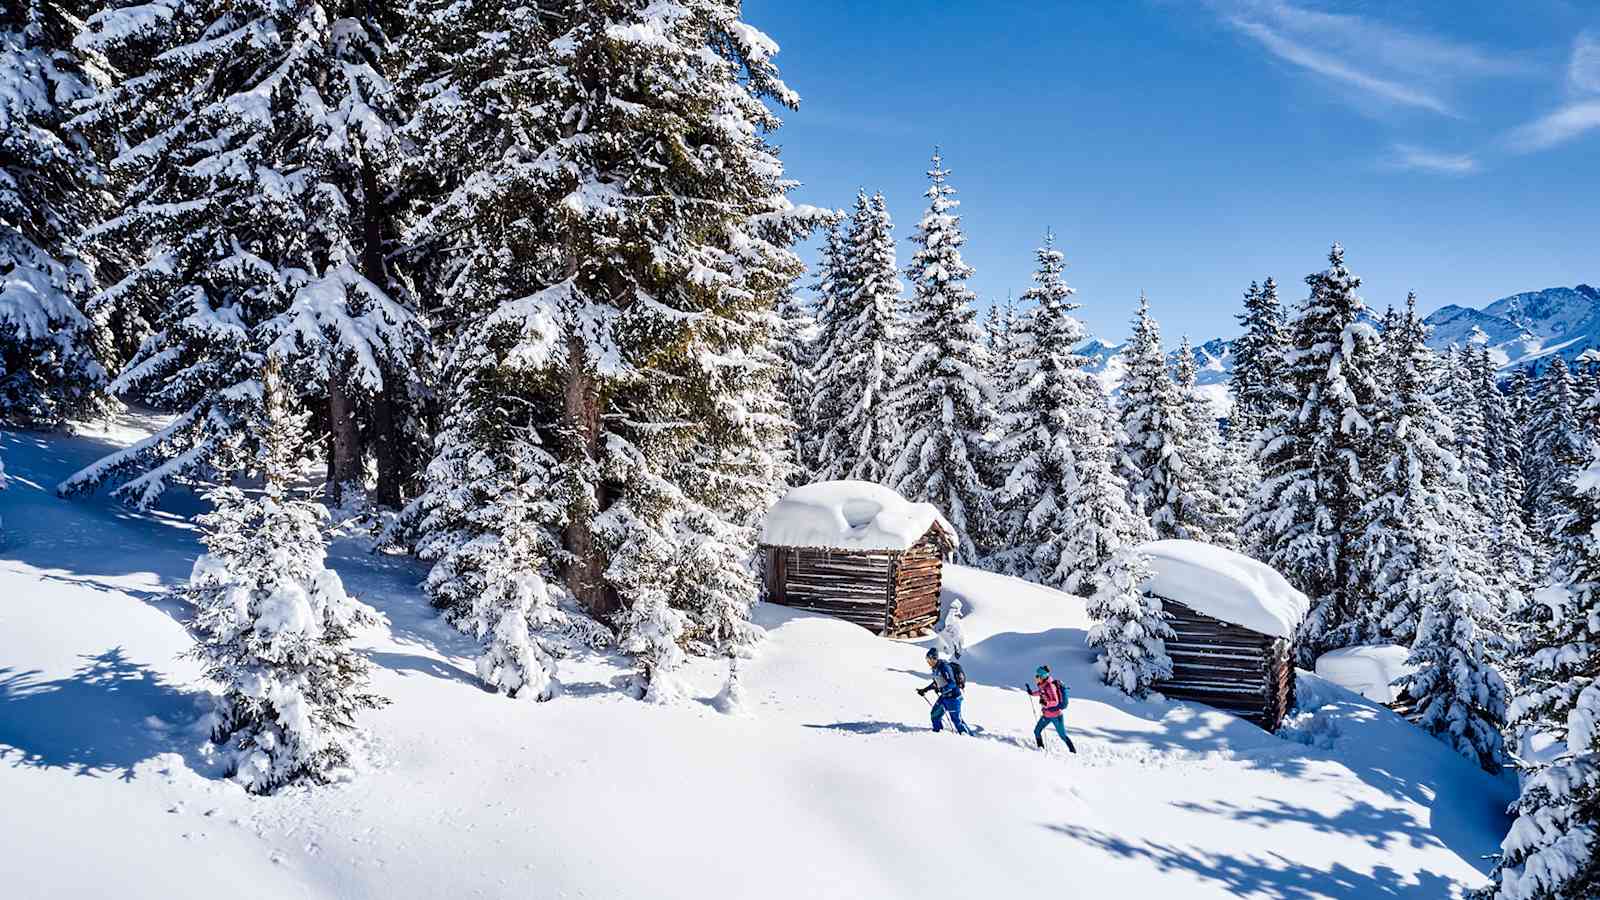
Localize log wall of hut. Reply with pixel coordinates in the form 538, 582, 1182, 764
762, 532, 946, 638
1156, 596, 1296, 732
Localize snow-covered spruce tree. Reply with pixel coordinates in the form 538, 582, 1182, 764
1528, 356, 1590, 555
1446, 345, 1496, 521
408, 322, 572, 697
1229, 277, 1290, 441
1469, 345, 1540, 605
0, 0, 110, 427
812, 191, 902, 484
774, 288, 817, 485
63, 2, 427, 507
1488, 447, 1600, 897
1397, 529, 1510, 772
402, 1, 818, 691
1086, 544, 1172, 698
1172, 335, 1236, 546
186, 359, 384, 794
889, 152, 995, 563
990, 233, 1096, 585
1116, 294, 1183, 522
1349, 294, 1458, 645
978, 290, 1027, 562
1247, 244, 1384, 666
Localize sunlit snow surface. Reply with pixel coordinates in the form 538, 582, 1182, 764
0, 419, 1514, 899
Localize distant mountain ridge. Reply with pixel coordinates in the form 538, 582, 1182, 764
1080, 285, 1599, 410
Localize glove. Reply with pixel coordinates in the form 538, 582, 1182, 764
916, 686, 928, 695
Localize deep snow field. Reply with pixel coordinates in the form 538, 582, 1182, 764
1, 417, 1516, 899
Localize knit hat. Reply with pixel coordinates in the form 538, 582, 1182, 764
1035, 665, 1050, 679
926, 648, 941, 661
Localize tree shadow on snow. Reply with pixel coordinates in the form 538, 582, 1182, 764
0, 647, 218, 781
957, 623, 1512, 875
1045, 822, 1469, 898
1171, 797, 1438, 854
362, 649, 483, 689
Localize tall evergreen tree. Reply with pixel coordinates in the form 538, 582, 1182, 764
400, 0, 817, 693
1229, 276, 1289, 440
62, 2, 426, 507
1486, 445, 1600, 899
775, 287, 818, 485
1247, 244, 1384, 665
1116, 294, 1182, 521
0, 0, 109, 426
1528, 357, 1589, 555
889, 152, 994, 563
1173, 335, 1237, 546
811, 191, 901, 484
991, 232, 1121, 587
1470, 345, 1539, 605
980, 289, 1026, 561
1350, 294, 1458, 645
185, 358, 385, 794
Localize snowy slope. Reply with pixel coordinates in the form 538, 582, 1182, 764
1, 420, 1516, 899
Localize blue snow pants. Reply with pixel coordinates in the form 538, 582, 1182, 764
1034, 715, 1077, 751
931, 695, 970, 735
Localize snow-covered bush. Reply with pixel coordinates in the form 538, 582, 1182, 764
712, 654, 750, 716
185, 364, 385, 793
1086, 545, 1172, 698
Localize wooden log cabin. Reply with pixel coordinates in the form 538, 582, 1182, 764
1140, 540, 1309, 733
758, 481, 956, 638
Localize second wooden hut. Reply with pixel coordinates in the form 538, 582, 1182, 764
1140, 539, 1309, 732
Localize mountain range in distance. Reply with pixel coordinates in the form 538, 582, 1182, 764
1079, 285, 1600, 411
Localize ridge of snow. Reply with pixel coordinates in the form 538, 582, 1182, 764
1136, 539, 1310, 639
760, 480, 952, 552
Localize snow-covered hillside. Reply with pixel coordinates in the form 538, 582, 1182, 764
1083, 284, 1599, 405
1, 421, 1516, 899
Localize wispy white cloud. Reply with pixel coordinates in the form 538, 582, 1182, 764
1229, 19, 1456, 116
1214, 0, 1519, 119
1505, 33, 1600, 153
1388, 143, 1478, 175
1507, 100, 1600, 152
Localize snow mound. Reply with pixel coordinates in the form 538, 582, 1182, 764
1315, 645, 1415, 703
760, 480, 952, 552
1136, 539, 1308, 639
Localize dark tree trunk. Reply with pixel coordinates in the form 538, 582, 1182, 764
562, 330, 618, 619
359, 158, 407, 509
327, 379, 361, 503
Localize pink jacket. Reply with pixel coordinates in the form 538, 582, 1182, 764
1031, 679, 1065, 718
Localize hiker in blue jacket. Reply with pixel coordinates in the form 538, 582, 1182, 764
917, 648, 971, 735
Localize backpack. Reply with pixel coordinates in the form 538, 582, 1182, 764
950, 661, 966, 690
1053, 679, 1068, 707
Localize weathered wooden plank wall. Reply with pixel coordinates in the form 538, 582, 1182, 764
760, 529, 949, 638
1157, 597, 1296, 731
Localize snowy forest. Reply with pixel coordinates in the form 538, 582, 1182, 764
3, 2, 1599, 898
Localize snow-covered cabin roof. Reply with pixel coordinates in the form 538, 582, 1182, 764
1136, 539, 1309, 640
759, 481, 954, 553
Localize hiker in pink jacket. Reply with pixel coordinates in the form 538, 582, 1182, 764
1025, 665, 1077, 752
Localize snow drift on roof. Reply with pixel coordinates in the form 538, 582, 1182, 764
760, 481, 953, 552
1136, 539, 1309, 639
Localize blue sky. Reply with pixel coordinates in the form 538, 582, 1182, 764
744, 0, 1600, 342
